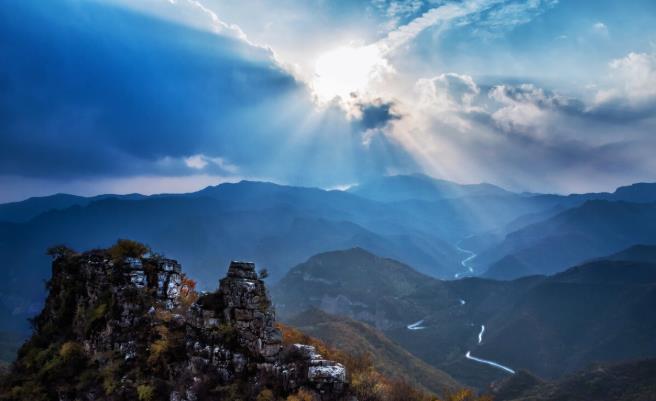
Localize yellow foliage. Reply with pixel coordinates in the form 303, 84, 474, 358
108, 239, 149, 260
100, 359, 121, 395
443, 389, 493, 401
59, 341, 84, 360
147, 339, 169, 365
178, 276, 199, 310
286, 388, 318, 401
256, 388, 275, 401
137, 384, 155, 401
155, 309, 172, 322
277, 323, 492, 401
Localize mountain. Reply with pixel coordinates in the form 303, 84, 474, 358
0, 241, 481, 401
347, 174, 511, 202
0, 193, 146, 223
273, 247, 656, 389
481, 200, 656, 279
491, 358, 656, 401
286, 308, 460, 396
272, 248, 450, 328
457, 182, 656, 256
612, 182, 656, 202
469, 259, 656, 379
603, 243, 656, 264
0, 180, 477, 337
529, 181, 656, 207
0, 242, 348, 401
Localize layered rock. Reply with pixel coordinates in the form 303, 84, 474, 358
0, 243, 347, 401
218, 262, 282, 361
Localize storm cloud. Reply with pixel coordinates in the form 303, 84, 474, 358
0, 0, 416, 200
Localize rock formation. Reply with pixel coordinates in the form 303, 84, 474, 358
0, 241, 347, 401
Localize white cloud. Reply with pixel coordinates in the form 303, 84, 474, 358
487, 84, 576, 135
476, 0, 559, 35
415, 73, 481, 130
184, 0, 248, 40
184, 154, 239, 173
593, 21, 608, 35
379, 0, 494, 54
489, 84, 551, 134
594, 51, 656, 106
184, 155, 208, 169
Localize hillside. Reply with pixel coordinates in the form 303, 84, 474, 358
481, 200, 656, 279
0, 241, 486, 401
491, 358, 656, 401
286, 308, 460, 395
272, 248, 453, 329
274, 247, 656, 389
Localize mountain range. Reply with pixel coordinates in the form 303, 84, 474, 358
272, 246, 656, 389
491, 358, 656, 401
2, 174, 656, 386
480, 200, 656, 279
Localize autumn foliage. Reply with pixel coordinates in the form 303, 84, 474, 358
277, 323, 492, 401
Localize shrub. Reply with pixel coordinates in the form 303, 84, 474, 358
286, 388, 318, 401
59, 341, 84, 360
443, 389, 493, 401
85, 303, 108, 333
148, 338, 169, 365
179, 277, 199, 309
46, 245, 75, 259
109, 239, 149, 260
256, 388, 275, 401
137, 383, 155, 401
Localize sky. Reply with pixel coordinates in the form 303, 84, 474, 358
1, 0, 655, 202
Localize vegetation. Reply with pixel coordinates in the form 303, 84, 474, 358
108, 238, 150, 260
286, 308, 459, 395
1, 240, 493, 401
278, 323, 491, 401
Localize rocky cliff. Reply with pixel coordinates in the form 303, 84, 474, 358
0, 240, 347, 401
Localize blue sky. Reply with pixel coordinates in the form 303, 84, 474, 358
0, 0, 655, 201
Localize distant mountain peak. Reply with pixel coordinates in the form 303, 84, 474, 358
347, 173, 511, 202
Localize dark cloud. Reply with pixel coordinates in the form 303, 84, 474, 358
352, 98, 402, 130
0, 0, 298, 177
0, 0, 417, 191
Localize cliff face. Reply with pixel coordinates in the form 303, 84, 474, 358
0, 241, 346, 401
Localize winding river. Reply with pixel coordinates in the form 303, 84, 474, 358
406, 319, 426, 330
465, 324, 515, 374
454, 240, 477, 279
455, 241, 516, 375
405, 242, 516, 374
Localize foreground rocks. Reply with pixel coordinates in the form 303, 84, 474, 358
0, 241, 347, 401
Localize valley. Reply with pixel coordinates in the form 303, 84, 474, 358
273, 244, 656, 389
4, 2, 656, 399
1, 176, 656, 396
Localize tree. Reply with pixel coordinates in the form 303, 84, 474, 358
46, 245, 74, 259
108, 239, 149, 259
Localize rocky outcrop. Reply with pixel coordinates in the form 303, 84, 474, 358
217, 261, 283, 361
0, 242, 347, 401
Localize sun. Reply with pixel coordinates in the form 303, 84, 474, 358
311, 44, 391, 103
